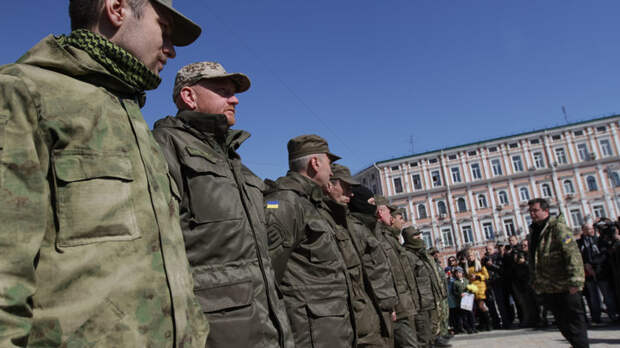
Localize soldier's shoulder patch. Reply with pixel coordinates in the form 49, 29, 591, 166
562, 233, 573, 244
266, 200, 279, 209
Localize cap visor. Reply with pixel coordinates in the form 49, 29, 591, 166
327, 152, 341, 162
155, 1, 202, 46
341, 177, 360, 186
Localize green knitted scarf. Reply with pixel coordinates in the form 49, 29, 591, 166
57, 29, 161, 91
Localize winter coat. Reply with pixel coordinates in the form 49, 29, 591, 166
152, 112, 293, 348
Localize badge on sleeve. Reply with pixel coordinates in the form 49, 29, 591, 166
267, 200, 279, 209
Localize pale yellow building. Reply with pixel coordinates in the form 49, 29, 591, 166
355, 115, 620, 258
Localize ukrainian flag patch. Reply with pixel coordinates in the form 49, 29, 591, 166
267, 201, 279, 209
562, 235, 572, 244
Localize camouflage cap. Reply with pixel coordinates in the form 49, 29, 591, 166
172, 62, 251, 102
152, 0, 201, 47
287, 134, 341, 162
402, 226, 421, 242
374, 195, 395, 211
331, 164, 360, 185
391, 207, 405, 217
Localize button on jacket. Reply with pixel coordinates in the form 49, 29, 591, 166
0, 36, 207, 347
264, 172, 355, 348
152, 112, 293, 348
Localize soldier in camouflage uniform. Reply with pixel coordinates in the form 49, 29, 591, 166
527, 198, 588, 348
152, 62, 293, 348
428, 247, 452, 347
0, 1, 208, 347
402, 227, 451, 348
264, 135, 355, 348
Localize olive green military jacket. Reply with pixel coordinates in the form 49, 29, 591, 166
264, 172, 355, 348
403, 243, 441, 312
375, 224, 418, 320
528, 214, 585, 294
152, 112, 293, 348
0, 36, 207, 347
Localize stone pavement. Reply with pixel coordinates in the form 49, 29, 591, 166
449, 323, 620, 348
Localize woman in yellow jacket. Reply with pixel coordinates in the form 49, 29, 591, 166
466, 249, 493, 331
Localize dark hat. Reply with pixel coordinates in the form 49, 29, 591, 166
429, 247, 439, 255
172, 62, 250, 101
287, 134, 341, 162
350, 186, 377, 215
454, 266, 464, 273
331, 164, 360, 185
374, 195, 395, 211
402, 226, 421, 242
152, 0, 201, 47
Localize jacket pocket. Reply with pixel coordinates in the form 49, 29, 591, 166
195, 279, 255, 347
53, 150, 140, 247
305, 219, 339, 263
306, 298, 351, 348
334, 227, 361, 269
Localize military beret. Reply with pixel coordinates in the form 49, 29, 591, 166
172, 61, 250, 102
287, 134, 341, 162
331, 164, 360, 186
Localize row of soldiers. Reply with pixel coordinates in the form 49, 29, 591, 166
152, 59, 454, 348
0, 1, 450, 347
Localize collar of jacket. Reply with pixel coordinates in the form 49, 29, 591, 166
325, 198, 348, 224
404, 238, 426, 251
350, 211, 377, 230
274, 171, 325, 204
18, 35, 146, 106
172, 110, 250, 155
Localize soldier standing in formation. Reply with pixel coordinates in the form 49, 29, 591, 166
152, 62, 293, 348
0, 0, 208, 346
527, 198, 588, 348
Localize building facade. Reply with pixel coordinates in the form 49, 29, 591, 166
355, 115, 620, 258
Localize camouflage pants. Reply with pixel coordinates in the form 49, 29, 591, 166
431, 299, 449, 336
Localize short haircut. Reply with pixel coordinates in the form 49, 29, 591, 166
289, 154, 315, 172
69, 0, 147, 31
528, 198, 550, 211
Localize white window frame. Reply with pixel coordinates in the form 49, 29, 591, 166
600, 138, 613, 157
498, 190, 509, 205
541, 183, 552, 198
519, 187, 530, 201
564, 179, 575, 194
393, 177, 403, 194
482, 222, 494, 240
478, 194, 488, 208
471, 163, 482, 180
491, 158, 503, 176
451, 167, 462, 183
441, 227, 454, 247
417, 204, 427, 219
555, 147, 567, 164
431, 170, 442, 187
461, 225, 474, 245
577, 143, 589, 161
586, 175, 598, 191
512, 155, 524, 172
533, 152, 545, 168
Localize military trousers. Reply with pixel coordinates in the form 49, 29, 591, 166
542, 292, 589, 348
393, 317, 418, 348
413, 310, 433, 348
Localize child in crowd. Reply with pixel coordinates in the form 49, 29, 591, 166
452, 266, 476, 334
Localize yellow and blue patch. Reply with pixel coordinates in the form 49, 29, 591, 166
562, 235, 572, 244
266, 200, 279, 209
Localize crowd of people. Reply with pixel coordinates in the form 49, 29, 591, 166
441, 215, 620, 338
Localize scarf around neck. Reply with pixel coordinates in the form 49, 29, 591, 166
57, 29, 161, 91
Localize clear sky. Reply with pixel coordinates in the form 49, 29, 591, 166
2, 1, 619, 180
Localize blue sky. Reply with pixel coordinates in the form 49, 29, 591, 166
1, 1, 619, 179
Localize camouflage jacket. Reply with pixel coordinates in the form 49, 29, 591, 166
528, 214, 585, 294
152, 113, 293, 348
264, 172, 355, 348
0, 36, 207, 347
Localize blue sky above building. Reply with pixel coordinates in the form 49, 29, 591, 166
2, 0, 619, 179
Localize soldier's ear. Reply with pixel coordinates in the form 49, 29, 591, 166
103, 0, 130, 28
179, 86, 197, 110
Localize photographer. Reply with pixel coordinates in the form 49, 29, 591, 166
590, 219, 620, 322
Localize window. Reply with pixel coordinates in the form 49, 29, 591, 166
512, 155, 524, 172
600, 139, 613, 157
478, 194, 488, 208
410, 162, 418, 167
498, 190, 509, 205
468, 150, 477, 156
574, 130, 584, 137
418, 204, 427, 219
441, 228, 454, 247
412, 174, 422, 190
451, 167, 462, 183
530, 138, 540, 144
612, 172, 620, 187
587, 175, 598, 191
391, 165, 400, 171
570, 209, 583, 227
533, 152, 545, 168
393, 177, 403, 194
563, 179, 575, 194
509, 143, 519, 148
429, 158, 438, 164
541, 183, 552, 197
437, 201, 447, 215
471, 163, 482, 180
489, 146, 498, 152
491, 159, 503, 176
597, 126, 607, 132
448, 154, 457, 160
555, 147, 567, 164
593, 205, 606, 218
519, 187, 530, 201
577, 143, 589, 161
504, 219, 516, 236
422, 231, 433, 248
431, 170, 442, 187
482, 222, 494, 240
462, 225, 474, 244
552, 135, 562, 141
457, 197, 467, 212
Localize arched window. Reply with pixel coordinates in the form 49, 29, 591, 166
478, 194, 488, 208
587, 176, 598, 191
519, 187, 530, 201
457, 198, 467, 212
498, 191, 508, 205
418, 204, 427, 219
437, 201, 447, 215
563, 180, 574, 194
541, 183, 552, 197
612, 172, 620, 187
